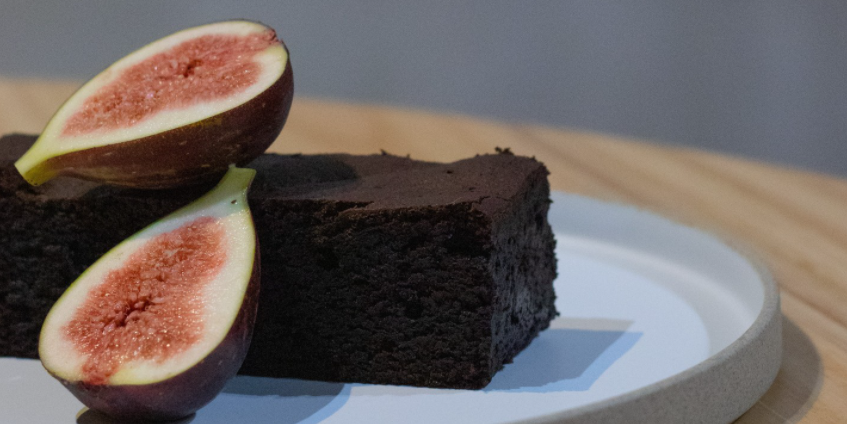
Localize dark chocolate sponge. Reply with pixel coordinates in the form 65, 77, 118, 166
0, 133, 557, 389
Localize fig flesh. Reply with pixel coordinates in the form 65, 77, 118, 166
15, 20, 292, 189
38, 166, 259, 421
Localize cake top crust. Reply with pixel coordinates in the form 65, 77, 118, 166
2, 133, 547, 216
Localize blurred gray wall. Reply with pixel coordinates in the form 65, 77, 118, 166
1, 1, 845, 176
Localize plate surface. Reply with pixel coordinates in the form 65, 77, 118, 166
0, 192, 781, 424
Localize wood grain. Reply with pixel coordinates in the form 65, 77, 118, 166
2, 77, 843, 423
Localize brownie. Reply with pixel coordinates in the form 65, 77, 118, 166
0, 133, 557, 389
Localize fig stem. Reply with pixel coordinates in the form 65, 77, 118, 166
14, 147, 58, 186
188, 166, 256, 212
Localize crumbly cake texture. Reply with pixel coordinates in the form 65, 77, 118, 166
0, 133, 557, 389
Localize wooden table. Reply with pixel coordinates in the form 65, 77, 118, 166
1, 78, 843, 423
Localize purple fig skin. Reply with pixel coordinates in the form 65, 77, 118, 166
53, 243, 261, 421
35, 58, 293, 189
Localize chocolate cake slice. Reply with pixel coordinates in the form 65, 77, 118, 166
0, 133, 557, 389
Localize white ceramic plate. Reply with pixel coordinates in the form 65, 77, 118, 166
0, 192, 781, 424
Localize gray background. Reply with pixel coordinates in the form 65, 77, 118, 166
2, 1, 845, 177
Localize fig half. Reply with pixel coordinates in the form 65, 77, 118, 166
39, 166, 259, 421
15, 20, 292, 189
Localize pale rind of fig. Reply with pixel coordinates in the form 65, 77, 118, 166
39, 166, 259, 421
15, 20, 292, 189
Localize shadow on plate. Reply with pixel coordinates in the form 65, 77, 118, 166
77, 408, 195, 424
222, 376, 346, 397
734, 316, 823, 423
486, 318, 642, 392
196, 377, 349, 424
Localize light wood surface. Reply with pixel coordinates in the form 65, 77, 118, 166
1, 77, 844, 423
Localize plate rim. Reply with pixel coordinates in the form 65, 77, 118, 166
518, 193, 782, 424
